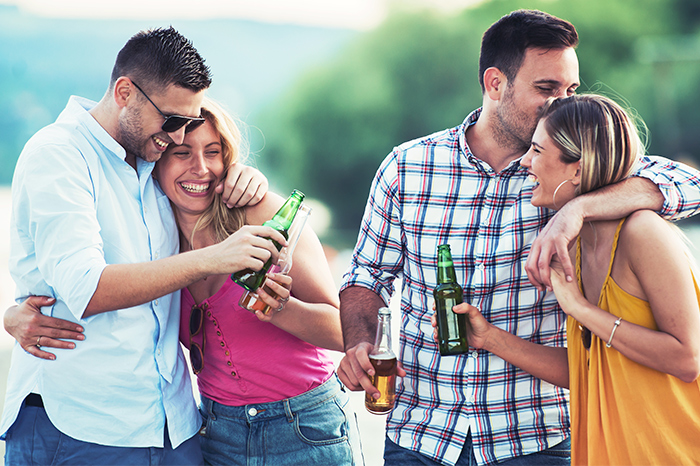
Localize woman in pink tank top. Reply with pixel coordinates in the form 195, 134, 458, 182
154, 97, 364, 466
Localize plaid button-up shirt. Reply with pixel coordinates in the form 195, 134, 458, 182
341, 108, 700, 466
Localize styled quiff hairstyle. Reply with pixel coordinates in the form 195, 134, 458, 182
186, 97, 247, 246
540, 94, 645, 195
479, 10, 578, 92
110, 26, 212, 94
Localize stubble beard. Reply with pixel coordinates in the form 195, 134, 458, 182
492, 86, 537, 155
117, 106, 161, 163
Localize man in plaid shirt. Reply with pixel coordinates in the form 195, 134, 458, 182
337, 10, 700, 466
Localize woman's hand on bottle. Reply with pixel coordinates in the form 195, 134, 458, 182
213, 225, 287, 274
430, 302, 493, 350
253, 272, 292, 322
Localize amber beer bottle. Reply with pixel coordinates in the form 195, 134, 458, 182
365, 307, 397, 414
232, 190, 305, 292
433, 244, 469, 356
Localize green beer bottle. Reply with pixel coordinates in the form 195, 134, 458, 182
232, 189, 305, 292
433, 244, 469, 356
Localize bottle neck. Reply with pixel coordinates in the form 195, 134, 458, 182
437, 261, 457, 284
267, 193, 304, 232
373, 314, 394, 355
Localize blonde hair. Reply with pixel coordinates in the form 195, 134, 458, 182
540, 94, 646, 195
542, 95, 698, 270
187, 97, 247, 246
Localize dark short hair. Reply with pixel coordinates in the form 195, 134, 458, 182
110, 26, 212, 93
478, 10, 578, 92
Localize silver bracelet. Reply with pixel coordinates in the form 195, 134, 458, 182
606, 317, 622, 348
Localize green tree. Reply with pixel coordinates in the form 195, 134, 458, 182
257, 0, 700, 247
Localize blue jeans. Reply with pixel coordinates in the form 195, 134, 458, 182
198, 374, 364, 465
4, 397, 203, 466
384, 433, 570, 466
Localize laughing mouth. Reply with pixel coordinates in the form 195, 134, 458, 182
153, 136, 169, 149
179, 181, 211, 194
528, 173, 539, 184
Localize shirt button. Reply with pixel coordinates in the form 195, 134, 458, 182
154, 252, 159, 259
220, 342, 225, 347
231, 371, 236, 376
248, 408, 257, 416
154, 299, 159, 306
471, 351, 478, 358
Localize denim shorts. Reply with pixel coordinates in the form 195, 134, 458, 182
198, 374, 364, 466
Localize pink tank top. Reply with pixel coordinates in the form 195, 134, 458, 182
179, 277, 335, 406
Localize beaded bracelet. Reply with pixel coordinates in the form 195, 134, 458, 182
606, 317, 622, 348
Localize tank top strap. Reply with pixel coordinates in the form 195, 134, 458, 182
575, 218, 627, 290
576, 236, 583, 291
606, 218, 627, 280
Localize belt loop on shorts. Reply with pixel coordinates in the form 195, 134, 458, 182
283, 399, 294, 423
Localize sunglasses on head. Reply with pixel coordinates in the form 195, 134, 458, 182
131, 80, 205, 134
189, 302, 208, 374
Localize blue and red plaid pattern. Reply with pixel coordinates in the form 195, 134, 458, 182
341, 108, 700, 466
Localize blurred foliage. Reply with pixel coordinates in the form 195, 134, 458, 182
255, 0, 700, 248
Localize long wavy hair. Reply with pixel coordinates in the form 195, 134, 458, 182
539, 94, 646, 196
186, 97, 247, 246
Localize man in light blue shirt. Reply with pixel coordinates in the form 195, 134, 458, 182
1, 27, 282, 465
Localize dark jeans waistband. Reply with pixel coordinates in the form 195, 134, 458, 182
24, 393, 44, 408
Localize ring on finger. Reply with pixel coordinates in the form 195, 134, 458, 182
36, 336, 42, 348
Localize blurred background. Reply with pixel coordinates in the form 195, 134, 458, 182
1, 0, 700, 464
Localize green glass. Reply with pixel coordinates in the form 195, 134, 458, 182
433, 244, 469, 356
231, 189, 305, 292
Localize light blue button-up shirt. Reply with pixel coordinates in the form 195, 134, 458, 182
1, 96, 200, 448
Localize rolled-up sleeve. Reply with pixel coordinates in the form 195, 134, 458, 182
15, 142, 106, 320
341, 151, 404, 305
633, 155, 700, 220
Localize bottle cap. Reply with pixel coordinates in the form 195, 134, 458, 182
378, 307, 391, 315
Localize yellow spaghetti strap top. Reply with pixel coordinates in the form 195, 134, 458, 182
568, 218, 700, 465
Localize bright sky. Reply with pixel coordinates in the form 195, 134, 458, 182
0, 0, 482, 30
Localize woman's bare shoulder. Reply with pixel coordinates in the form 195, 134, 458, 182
242, 192, 285, 226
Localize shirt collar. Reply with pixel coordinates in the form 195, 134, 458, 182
458, 107, 528, 176
64, 95, 128, 162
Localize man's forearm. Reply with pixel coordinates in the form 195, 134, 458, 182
339, 285, 386, 351
573, 177, 664, 222
84, 248, 213, 317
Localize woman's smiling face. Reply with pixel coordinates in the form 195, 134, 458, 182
154, 119, 225, 220
520, 119, 579, 210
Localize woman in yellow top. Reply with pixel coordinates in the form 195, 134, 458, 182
448, 94, 700, 465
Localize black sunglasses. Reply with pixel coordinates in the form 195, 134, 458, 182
189, 302, 208, 374
131, 80, 205, 134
